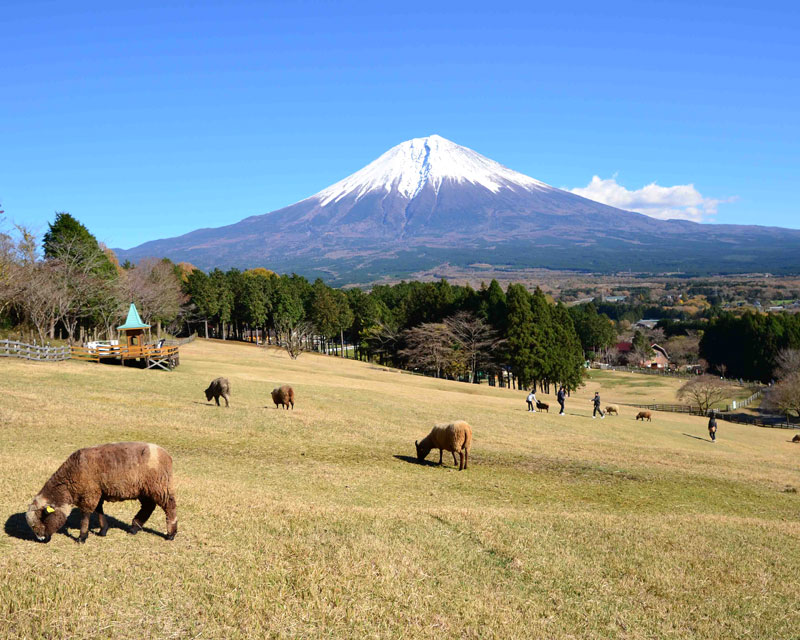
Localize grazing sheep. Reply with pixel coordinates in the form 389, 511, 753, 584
271, 385, 295, 410
792, 434, 800, 443
205, 377, 231, 407
536, 401, 549, 413
415, 421, 472, 471
26, 442, 177, 544
605, 405, 619, 415
636, 411, 652, 422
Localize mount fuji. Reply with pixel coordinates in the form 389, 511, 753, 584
116, 135, 800, 282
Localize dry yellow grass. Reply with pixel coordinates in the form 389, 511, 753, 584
1, 339, 799, 639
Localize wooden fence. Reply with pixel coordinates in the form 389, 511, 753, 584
70, 343, 180, 369
0, 339, 71, 361
625, 400, 799, 429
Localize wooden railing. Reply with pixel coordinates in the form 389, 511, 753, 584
0, 339, 71, 361
70, 343, 180, 363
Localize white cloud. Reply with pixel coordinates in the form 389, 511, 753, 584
569, 175, 734, 222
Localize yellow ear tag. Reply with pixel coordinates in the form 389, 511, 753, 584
45, 506, 55, 514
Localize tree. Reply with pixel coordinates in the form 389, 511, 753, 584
43, 212, 116, 279
504, 284, 536, 388
774, 348, 800, 381
764, 373, 800, 419
677, 375, 733, 414
400, 322, 454, 378
444, 311, 502, 383
549, 303, 586, 392
123, 259, 185, 338
277, 319, 314, 359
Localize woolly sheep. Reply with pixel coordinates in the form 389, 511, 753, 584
26, 442, 177, 544
536, 401, 549, 413
605, 405, 619, 415
636, 411, 652, 422
205, 377, 231, 407
792, 434, 800, 443
415, 421, 473, 471
271, 385, 295, 410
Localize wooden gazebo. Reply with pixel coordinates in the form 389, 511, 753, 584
71, 303, 180, 370
118, 303, 151, 350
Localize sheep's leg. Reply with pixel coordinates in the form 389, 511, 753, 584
223, 394, 229, 408
78, 511, 91, 543
214, 396, 220, 406
130, 497, 156, 534
463, 449, 469, 470
438, 449, 443, 465
96, 499, 109, 537
159, 493, 178, 541
458, 451, 465, 471
452, 450, 459, 467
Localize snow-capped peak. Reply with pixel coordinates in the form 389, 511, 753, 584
315, 134, 551, 206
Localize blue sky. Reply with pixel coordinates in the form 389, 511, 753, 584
2, 0, 798, 249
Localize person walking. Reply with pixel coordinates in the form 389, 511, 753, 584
526, 390, 537, 412
592, 392, 604, 419
557, 386, 566, 415
708, 411, 718, 442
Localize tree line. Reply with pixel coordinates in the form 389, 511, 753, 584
3, 211, 622, 392
700, 311, 800, 382
1, 212, 185, 343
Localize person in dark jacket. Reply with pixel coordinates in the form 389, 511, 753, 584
708, 412, 718, 442
557, 386, 566, 415
592, 392, 604, 419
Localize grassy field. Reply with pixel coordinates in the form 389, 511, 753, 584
1, 339, 799, 639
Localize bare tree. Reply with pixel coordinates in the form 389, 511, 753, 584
400, 323, 453, 378
677, 375, 733, 414
275, 319, 313, 359
364, 321, 401, 365
763, 372, 800, 419
122, 259, 185, 337
774, 349, 800, 381
444, 311, 502, 383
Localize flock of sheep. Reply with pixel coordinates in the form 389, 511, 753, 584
25, 374, 473, 545
25, 361, 661, 545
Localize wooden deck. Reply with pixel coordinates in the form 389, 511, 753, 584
70, 343, 180, 370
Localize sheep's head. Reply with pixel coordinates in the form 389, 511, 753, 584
414, 440, 430, 462
204, 386, 213, 401
25, 499, 66, 543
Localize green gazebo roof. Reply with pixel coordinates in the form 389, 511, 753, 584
118, 303, 150, 330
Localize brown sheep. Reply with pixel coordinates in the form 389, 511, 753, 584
536, 401, 549, 413
605, 405, 619, 415
271, 385, 295, 409
636, 411, 652, 422
25, 442, 177, 544
205, 377, 231, 407
792, 434, 800, 443
415, 421, 472, 471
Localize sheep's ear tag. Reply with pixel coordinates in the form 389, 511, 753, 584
45, 506, 55, 514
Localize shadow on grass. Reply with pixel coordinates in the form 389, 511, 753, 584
4, 510, 166, 542
393, 455, 443, 468
682, 433, 712, 443
192, 401, 228, 407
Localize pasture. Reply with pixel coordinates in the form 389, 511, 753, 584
1, 340, 799, 639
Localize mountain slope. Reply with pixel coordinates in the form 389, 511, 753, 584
116, 135, 800, 282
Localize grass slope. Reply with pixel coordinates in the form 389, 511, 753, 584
1, 340, 799, 639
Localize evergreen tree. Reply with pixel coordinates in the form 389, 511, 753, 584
505, 284, 536, 388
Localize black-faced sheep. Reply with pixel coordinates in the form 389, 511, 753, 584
605, 405, 619, 415
536, 401, 549, 413
271, 385, 295, 409
26, 442, 177, 544
636, 411, 652, 422
205, 377, 231, 407
415, 421, 472, 471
